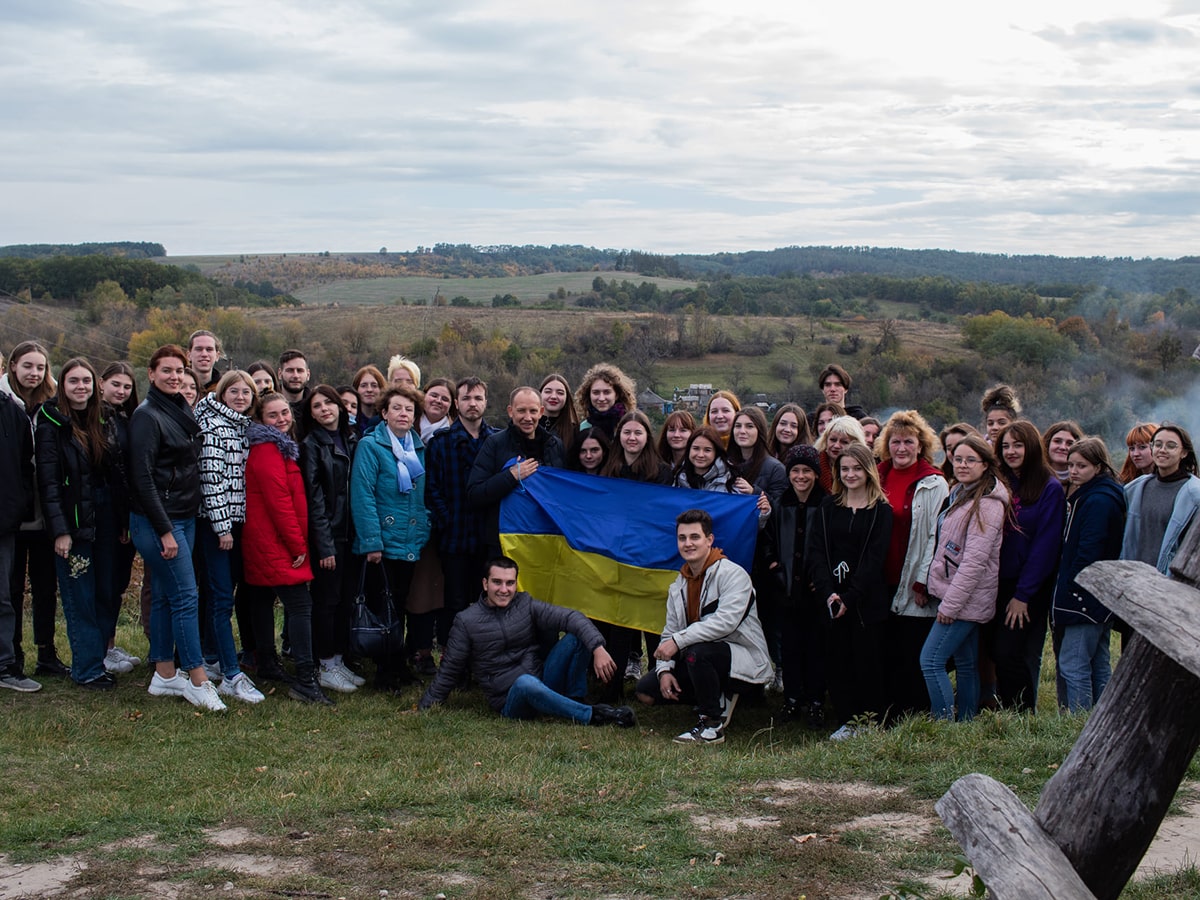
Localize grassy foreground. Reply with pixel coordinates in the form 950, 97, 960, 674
2, 606, 1198, 899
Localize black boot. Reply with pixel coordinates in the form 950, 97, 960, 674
255, 651, 295, 684
35, 646, 71, 677
589, 704, 636, 728
289, 677, 334, 705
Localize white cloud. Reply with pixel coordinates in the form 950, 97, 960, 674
0, 1, 1197, 257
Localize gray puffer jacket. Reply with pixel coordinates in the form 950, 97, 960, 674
419, 592, 604, 712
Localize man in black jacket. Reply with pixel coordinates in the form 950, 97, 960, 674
467, 386, 565, 556
0, 387, 39, 692
418, 557, 634, 727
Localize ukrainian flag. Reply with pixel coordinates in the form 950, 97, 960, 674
500, 468, 760, 632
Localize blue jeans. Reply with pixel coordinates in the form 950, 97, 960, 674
1057, 623, 1111, 713
55, 536, 116, 684
920, 619, 980, 721
501, 633, 593, 724
130, 513, 203, 671
196, 520, 242, 679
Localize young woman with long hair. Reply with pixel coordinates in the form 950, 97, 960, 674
703, 390, 740, 448
919, 434, 1011, 722
128, 345, 225, 711
1043, 420, 1083, 485
540, 374, 581, 451
1119, 423, 1157, 484
353, 364, 387, 423
994, 420, 1064, 711
35, 358, 127, 690
806, 442, 893, 740
351, 385, 432, 691
603, 410, 672, 484
876, 410, 949, 720
767, 403, 812, 462
569, 428, 611, 475
814, 415, 867, 494
244, 392, 328, 704
98, 361, 139, 672
0, 341, 67, 677
1053, 437, 1126, 712
178, 367, 201, 408
300, 385, 363, 695
939, 423, 983, 483
673, 426, 737, 493
576, 363, 637, 441
727, 406, 787, 512
812, 401, 846, 439
246, 361, 278, 396
655, 410, 695, 469
1121, 423, 1200, 576
193, 370, 265, 704
419, 377, 456, 444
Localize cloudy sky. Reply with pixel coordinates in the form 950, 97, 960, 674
2, 1, 1198, 257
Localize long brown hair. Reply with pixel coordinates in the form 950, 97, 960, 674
767, 403, 812, 460
602, 410, 663, 481
6, 341, 56, 410
726, 406, 772, 484
540, 373, 580, 448
655, 409, 696, 464
55, 358, 107, 465
996, 420, 1053, 506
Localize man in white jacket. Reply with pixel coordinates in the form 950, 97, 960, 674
634, 508, 772, 745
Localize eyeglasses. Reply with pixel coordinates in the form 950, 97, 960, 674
1153, 441, 1181, 451
952, 456, 983, 466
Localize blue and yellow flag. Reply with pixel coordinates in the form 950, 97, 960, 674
499, 468, 760, 633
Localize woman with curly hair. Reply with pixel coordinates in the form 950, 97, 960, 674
575, 363, 636, 441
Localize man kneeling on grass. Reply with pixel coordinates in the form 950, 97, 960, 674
635, 509, 772, 745
418, 557, 635, 727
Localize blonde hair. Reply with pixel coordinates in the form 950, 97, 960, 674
877, 410, 938, 465
832, 443, 888, 508
814, 415, 867, 452
388, 354, 422, 387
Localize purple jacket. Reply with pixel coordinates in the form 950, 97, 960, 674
999, 475, 1065, 603
926, 479, 1010, 623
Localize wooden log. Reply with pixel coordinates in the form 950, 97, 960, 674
1076, 560, 1200, 679
1170, 518, 1200, 586
1035, 632, 1200, 899
935, 773, 1096, 900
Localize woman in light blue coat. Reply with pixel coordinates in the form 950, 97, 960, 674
1121, 423, 1200, 576
350, 385, 431, 690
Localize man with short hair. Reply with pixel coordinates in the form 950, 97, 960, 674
426, 376, 499, 646
187, 330, 223, 394
817, 363, 867, 420
467, 386, 565, 556
418, 556, 634, 727
635, 509, 771, 745
277, 350, 311, 409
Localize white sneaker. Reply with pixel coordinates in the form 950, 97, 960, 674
673, 716, 727, 745
104, 648, 134, 674
336, 663, 366, 687
183, 679, 227, 712
218, 673, 265, 704
319, 666, 359, 694
204, 660, 223, 683
148, 671, 189, 697
829, 723, 859, 742
112, 646, 141, 666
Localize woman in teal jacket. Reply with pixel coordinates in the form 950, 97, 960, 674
351, 385, 431, 690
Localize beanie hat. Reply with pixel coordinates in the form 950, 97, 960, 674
784, 443, 820, 475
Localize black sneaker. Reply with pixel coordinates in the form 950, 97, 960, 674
288, 678, 335, 705
806, 701, 825, 729
255, 660, 295, 684
79, 673, 116, 691
589, 704, 636, 727
35, 649, 71, 677
673, 715, 726, 745
780, 697, 801, 723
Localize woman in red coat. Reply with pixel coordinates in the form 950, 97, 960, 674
244, 393, 330, 705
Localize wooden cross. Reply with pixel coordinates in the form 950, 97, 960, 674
935, 524, 1200, 900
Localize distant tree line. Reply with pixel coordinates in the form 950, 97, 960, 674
0, 241, 166, 259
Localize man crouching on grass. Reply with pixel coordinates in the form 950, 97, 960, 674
418, 556, 635, 728
635, 509, 772, 745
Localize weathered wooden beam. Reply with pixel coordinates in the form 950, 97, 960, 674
936, 773, 1096, 900
1035, 633, 1200, 899
1170, 519, 1200, 586
1076, 560, 1200, 678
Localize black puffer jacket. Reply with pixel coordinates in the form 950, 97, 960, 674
301, 426, 358, 559
0, 391, 33, 535
419, 592, 604, 712
128, 385, 202, 534
467, 424, 566, 549
35, 399, 106, 541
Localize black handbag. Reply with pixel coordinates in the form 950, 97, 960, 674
348, 561, 405, 659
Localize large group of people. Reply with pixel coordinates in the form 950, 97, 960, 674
0, 337, 1196, 745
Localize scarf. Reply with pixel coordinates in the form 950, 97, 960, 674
681, 547, 727, 625
586, 402, 625, 439
387, 427, 424, 494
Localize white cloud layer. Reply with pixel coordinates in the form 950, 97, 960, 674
1, 0, 1197, 257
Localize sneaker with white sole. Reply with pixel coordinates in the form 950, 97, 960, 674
336, 663, 366, 687
719, 692, 739, 728
183, 679, 227, 712
148, 671, 189, 697
204, 660, 223, 683
218, 673, 265, 704
624, 657, 642, 681
319, 666, 359, 694
104, 648, 134, 675
829, 723, 859, 742
0, 667, 42, 693
112, 646, 141, 667
673, 715, 727, 745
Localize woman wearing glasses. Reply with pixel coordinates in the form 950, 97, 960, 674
1121, 424, 1200, 576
